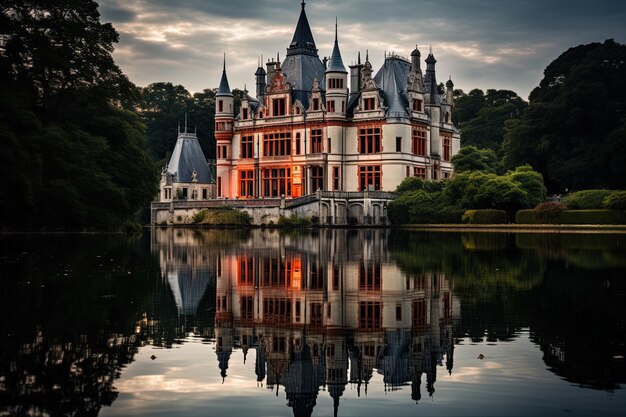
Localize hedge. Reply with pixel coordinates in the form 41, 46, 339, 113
563, 190, 613, 209
462, 209, 508, 224
516, 209, 626, 224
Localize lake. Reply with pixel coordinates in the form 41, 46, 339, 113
0, 228, 624, 416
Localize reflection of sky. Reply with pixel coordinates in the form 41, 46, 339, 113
101, 330, 626, 417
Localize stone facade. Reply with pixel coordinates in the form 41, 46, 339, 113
215, 2, 461, 200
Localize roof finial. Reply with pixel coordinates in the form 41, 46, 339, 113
223, 53, 226, 72
335, 17, 338, 42
429, 45, 432, 55
301, 0, 305, 9
366, 49, 369, 61
358, 51, 361, 65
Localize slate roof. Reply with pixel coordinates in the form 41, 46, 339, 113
373, 56, 412, 118
326, 24, 347, 73
166, 132, 213, 183
287, 2, 317, 57
282, 54, 326, 109
216, 59, 232, 97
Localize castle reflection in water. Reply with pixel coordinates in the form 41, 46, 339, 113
150, 228, 458, 414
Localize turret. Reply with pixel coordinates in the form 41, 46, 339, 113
411, 45, 421, 73
255, 57, 267, 102
424, 49, 441, 158
216, 54, 234, 120
325, 19, 348, 119
215, 54, 234, 197
445, 77, 454, 106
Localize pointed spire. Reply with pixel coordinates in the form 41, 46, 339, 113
326, 17, 346, 73
287, 0, 318, 56
217, 53, 232, 97
358, 51, 361, 65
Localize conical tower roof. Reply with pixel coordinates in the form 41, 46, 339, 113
287, 1, 318, 56
216, 54, 232, 97
326, 19, 346, 73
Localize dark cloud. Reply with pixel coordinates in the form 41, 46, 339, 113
99, 0, 626, 99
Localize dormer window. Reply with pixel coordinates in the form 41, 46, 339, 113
363, 97, 376, 111
272, 98, 286, 116
313, 98, 320, 111
242, 108, 248, 119
295, 106, 301, 115
259, 111, 263, 118
412, 99, 423, 112
445, 112, 450, 123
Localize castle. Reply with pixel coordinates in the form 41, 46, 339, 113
160, 1, 460, 203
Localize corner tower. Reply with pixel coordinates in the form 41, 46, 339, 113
215, 55, 234, 197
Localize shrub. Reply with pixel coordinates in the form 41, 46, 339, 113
193, 208, 250, 225
559, 210, 626, 225
563, 190, 612, 209
516, 209, 626, 224
395, 177, 424, 194
534, 201, 568, 223
603, 191, 626, 210
277, 215, 312, 228
462, 209, 508, 224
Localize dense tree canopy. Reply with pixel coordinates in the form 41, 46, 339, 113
451, 146, 499, 174
453, 89, 527, 152
0, 0, 157, 229
502, 39, 626, 192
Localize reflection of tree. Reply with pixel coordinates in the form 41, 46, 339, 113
529, 262, 626, 390
0, 234, 162, 416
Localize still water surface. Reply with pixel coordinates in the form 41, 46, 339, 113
0, 229, 624, 416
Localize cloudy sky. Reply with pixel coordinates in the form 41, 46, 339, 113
99, 0, 626, 100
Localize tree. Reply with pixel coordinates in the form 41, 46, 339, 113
453, 89, 528, 152
502, 39, 626, 191
451, 146, 499, 173
0, 1, 157, 229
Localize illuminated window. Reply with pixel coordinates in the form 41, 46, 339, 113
238, 170, 254, 197
358, 127, 381, 154
412, 125, 427, 156
262, 167, 291, 197
358, 165, 381, 191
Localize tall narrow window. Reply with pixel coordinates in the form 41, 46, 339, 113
442, 132, 452, 161
239, 170, 254, 197
327, 137, 332, 153
295, 133, 301, 155
313, 98, 320, 111
326, 100, 335, 113
332, 166, 340, 191
358, 127, 381, 154
396, 137, 402, 152
217, 177, 222, 197
311, 129, 323, 153
218, 100, 223, 112
311, 165, 324, 191
242, 108, 248, 119
240, 136, 254, 158
412, 126, 427, 156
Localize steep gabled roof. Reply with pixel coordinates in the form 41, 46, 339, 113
374, 56, 411, 118
287, 2, 318, 57
167, 131, 213, 183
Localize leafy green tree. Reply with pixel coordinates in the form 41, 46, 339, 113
502, 39, 626, 191
451, 146, 499, 173
453, 89, 527, 152
0, 0, 157, 229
